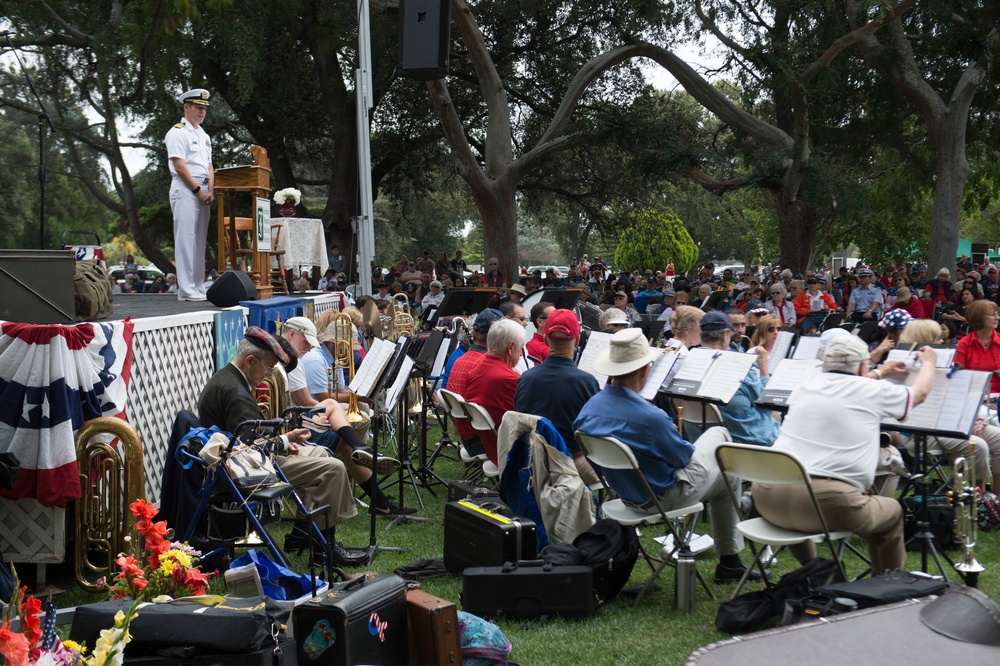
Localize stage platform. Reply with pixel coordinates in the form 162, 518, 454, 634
0, 291, 346, 570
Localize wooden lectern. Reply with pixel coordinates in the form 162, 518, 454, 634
215, 145, 273, 299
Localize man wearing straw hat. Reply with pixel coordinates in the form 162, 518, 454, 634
573, 328, 763, 583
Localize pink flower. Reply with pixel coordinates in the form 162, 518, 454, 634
0, 621, 30, 666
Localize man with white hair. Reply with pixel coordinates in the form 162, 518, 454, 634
753, 335, 936, 574
573, 328, 763, 584
462, 319, 525, 465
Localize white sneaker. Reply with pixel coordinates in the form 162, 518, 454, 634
178, 293, 207, 302
760, 545, 778, 567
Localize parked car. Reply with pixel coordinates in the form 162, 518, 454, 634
108, 265, 165, 286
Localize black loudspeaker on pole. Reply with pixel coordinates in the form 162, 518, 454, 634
399, 0, 452, 80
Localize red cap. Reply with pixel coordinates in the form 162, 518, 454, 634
544, 308, 580, 341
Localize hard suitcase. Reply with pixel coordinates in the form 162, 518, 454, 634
443, 499, 537, 573
461, 559, 597, 620
446, 480, 500, 503
291, 573, 408, 665
406, 589, 462, 666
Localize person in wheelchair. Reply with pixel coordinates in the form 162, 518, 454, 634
198, 327, 366, 566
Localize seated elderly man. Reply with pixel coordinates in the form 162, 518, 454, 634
197, 327, 364, 565
753, 335, 936, 574
698, 311, 780, 446
573, 328, 763, 584
462, 319, 526, 465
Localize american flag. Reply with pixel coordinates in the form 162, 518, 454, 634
821, 260, 833, 274
0, 319, 133, 506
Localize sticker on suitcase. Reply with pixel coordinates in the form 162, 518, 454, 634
303, 619, 336, 660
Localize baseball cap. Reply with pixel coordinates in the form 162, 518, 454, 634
700, 311, 734, 331
283, 317, 319, 348
821, 335, 869, 365
544, 309, 580, 341
474, 308, 504, 331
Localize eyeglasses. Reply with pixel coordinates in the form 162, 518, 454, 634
771, 291, 782, 295
513, 316, 526, 321
767, 327, 780, 332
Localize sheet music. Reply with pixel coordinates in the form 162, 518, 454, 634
699, 353, 757, 403
383, 355, 413, 412
639, 349, 677, 400
431, 337, 452, 378
885, 348, 956, 369
765, 359, 822, 393
577, 331, 612, 389
882, 368, 991, 436
666, 349, 755, 403
672, 348, 715, 382
768, 331, 795, 372
791, 336, 822, 360
349, 338, 395, 397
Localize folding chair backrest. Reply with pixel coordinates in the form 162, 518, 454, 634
574, 432, 639, 471
439, 389, 468, 419
434, 389, 452, 416
463, 401, 497, 434
715, 443, 808, 485
674, 399, 724, 425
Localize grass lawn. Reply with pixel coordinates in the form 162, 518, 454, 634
49, 423, 1000, 665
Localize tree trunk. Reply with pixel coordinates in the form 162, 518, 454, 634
476, 178, 519, 285
776, 194, 818, 274
927, 116, 970, 274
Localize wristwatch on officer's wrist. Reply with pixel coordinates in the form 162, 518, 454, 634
191, 185, 201, 194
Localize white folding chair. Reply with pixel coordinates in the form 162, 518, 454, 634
462, 401, 500, 479
439, 389, 493, 482
575, 431, 713, 606
714, 443, 861, 597
673, 398, 725, 442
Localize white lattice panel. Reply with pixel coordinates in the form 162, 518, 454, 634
312, 292, 344, 318
128, 312, 221, 503
0, 499, 65, 562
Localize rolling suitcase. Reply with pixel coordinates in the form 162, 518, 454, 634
291, 573, 407, 665
461, 559, 597, 620
406, 589, 462, 666
443, 499, 537, 573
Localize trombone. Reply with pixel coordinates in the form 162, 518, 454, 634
390, 293, 415, 341
329, 312, 370, 434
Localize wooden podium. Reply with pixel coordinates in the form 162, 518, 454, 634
215, 145, 273, 299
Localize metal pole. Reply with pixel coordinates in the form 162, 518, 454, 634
356, 0, 376, 296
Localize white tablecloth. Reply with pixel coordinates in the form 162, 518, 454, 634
270, 217, 328, 273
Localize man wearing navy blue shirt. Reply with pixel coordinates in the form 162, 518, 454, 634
573, 328, 762, 583
515, 309, 600, 484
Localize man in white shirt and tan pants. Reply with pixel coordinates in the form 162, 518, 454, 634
165, 88, 214, 302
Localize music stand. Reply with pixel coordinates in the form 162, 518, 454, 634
424, 288, 497, 327
884, 367, 990, 581
529, 288, 584, 311
344, 340, 410, 563
663, 348, 757, 434
700, 290, 728, 312
633, 319, 666, 343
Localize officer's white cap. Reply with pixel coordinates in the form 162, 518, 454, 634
178, 89, 210, 106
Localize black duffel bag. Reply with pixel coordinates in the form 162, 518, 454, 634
70, 596, 289, 655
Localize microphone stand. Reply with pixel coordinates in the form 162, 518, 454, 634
5, 32, 55, 248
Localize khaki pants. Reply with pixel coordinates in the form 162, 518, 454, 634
277, 444, 357, 525
753, 478, 904, 575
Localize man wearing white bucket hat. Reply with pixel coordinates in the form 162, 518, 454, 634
573, 328, 763, 584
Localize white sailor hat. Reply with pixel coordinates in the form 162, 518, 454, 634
178, 89, 211, 106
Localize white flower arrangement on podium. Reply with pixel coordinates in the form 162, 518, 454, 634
273, 188, 302, 206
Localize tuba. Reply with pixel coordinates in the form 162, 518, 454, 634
74, 417, 146, 592
254, 366, 287, 419
949, 442, 985, 587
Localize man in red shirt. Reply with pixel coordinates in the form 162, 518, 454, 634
525, 301, 555, 362
462, 319, 525, 464
445, 308, 504, 455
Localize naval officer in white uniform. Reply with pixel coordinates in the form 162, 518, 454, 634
165, 88, 215, 301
